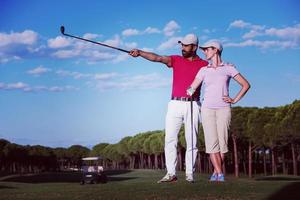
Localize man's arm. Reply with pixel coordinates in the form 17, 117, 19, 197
129, 49, 172, 67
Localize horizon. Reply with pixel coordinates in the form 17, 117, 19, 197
0, 0, 300, 148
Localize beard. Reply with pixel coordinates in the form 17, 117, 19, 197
182, 50, 194, 58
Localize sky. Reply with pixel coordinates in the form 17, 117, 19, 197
0, 0, 300, 148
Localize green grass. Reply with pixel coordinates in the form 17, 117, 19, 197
0, 170, 299, 200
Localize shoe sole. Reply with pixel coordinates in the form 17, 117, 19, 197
157, 178, 177, 184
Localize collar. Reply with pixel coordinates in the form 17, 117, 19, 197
184, 55, 201, 61
207, 62, 226, 68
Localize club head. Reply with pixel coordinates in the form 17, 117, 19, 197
60, 26, 65, 34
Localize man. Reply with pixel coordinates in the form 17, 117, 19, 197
129, 34, 208, 183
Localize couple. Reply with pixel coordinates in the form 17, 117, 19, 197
129, 34, 250, 183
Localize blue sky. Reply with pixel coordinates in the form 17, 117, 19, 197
0, 0, 299, 148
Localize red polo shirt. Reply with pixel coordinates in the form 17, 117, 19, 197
169, 55, 208, 98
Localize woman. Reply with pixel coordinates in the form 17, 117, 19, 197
187, 40, 250, 181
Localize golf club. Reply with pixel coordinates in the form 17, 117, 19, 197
190, 99, 194, 178
60, 26, 130, 53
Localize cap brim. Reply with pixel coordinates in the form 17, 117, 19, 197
178, 41, 198, 45
199, 45, 210, 49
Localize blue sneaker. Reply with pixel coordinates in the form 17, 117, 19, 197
209, 173, 217, 181
217, 173, 225, 182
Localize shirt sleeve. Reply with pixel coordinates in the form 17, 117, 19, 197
169, 55, 177, 68
195, 67, 205, 81
228, 65, 239, 77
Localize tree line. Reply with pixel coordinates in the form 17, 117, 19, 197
1, 100, 299, 177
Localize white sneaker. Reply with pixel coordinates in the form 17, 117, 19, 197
157, 174, 177, 183
186, 174, 194, 183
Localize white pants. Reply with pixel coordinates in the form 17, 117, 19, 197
164, 100, 200, 176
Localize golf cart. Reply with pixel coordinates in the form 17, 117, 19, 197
80, 156, 107, 184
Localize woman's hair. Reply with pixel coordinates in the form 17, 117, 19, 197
211, 47, 222, 56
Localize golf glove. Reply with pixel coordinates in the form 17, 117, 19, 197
186, 87, 195, 96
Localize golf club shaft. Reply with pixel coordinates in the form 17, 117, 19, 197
61, 28, 129, 53
190, 100, 194, 170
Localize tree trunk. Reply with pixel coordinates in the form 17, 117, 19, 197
155, 154, 158, 169
271, 148, 276, 175
263, 149, 267, 176
242, 150, 247, 175
197, 152, 202, 173
291, 142, 298, 176
232, 134, 239, 177
148, 155, 152, 169
161, 153, 165, 169
204, 154, 208, 174
12, 162, 16, 173
208, 156, 212, 173
255, 151, 258, 175
131, 155, 136, 169
177, 149, 182, 171
248, 141, 252, 178
222, 155, 226, 176
139, 152, 144, 169
282, 151, 286, 174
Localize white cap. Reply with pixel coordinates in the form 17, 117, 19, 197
178, 34, 198, 45
199, 40, 223, 52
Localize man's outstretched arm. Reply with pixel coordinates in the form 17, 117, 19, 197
129, 49, 172, 67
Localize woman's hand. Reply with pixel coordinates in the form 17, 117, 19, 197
222, 96, 236, 104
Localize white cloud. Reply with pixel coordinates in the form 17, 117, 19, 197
0, 55, 21, 63
56, 70, 92, 79
94, 73, 118, 80
50, 86, 65, 92
163, 20, 180, 36
265, 24, 300, 40
103, 35, 122, 47
0, 30, 38, 63
0, 30, 38, 47
124, 42, 138, 49
202, 28, 217, 34
52, 49, 81, 58
242, 30, 264, 39
0, 82, 78, 92
224, 39, 298, 49
122, 27, 160, 37
0, 82, 5, 89
27, 45, 46, 53
49, 33, 131, 63
6, 82, 29, 90
95, 73, 171, 91
226, 21, 300, 49
229, 20, 249, 29
56, 70, 118, 80
112, 53, 130, 63
83, 50, 115, 60
141, 47, 154, 52
157, 37, 181, 51
48, 36, 71, 48
122, 29, 140, 36
241, 24, 300, 41
27, 66, 51, 76
83, 33, 101, 40
228, 20, 264, 31
143, 27, 160, 34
